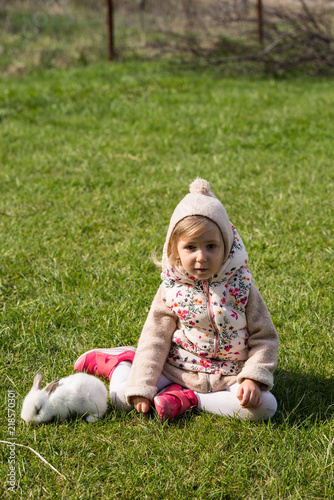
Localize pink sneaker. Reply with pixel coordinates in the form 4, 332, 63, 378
74, 346, 136, 380
154, 384, 198, 422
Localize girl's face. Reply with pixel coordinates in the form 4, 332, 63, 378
176, 225, 224, 280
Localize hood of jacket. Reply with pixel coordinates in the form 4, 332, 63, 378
162, 178, 249, 284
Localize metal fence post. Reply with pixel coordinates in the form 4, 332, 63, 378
106, 0, 114, 60
257, 0, 264, 44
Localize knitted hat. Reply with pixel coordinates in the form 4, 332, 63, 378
165, 178, 234, 264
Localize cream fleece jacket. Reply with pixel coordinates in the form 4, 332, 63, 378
125, 281, 278, 403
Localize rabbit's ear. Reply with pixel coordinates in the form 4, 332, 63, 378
33, 372, 43, 390
44, 380, 60, 396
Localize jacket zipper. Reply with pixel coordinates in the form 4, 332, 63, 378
202, 280, 219, 359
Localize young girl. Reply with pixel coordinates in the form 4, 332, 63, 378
74, 178, 279, 421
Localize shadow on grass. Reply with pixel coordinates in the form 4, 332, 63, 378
273, 368, 334, 425
107, 369, 334, 428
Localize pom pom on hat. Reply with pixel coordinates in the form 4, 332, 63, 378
189, 178, 211, 195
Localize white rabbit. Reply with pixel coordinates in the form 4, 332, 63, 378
21, 372, 108, 424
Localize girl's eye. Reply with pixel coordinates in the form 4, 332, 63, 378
207, 244, 216, 249
186, 245, 196, 250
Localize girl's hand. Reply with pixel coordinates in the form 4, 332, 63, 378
131, 396, 151, 414
237, 379, 262, 409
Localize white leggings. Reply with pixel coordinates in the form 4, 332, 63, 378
109, 362, 277, 421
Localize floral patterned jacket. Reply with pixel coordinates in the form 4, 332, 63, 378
163, 225, 251, 377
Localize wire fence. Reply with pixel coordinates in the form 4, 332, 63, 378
1, 0, 334, 75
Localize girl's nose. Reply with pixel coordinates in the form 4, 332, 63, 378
196, 250, 207, 262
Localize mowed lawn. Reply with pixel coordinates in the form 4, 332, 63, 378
0, 61, 333, 499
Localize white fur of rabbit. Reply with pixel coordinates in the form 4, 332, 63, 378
21, 372, 108, 424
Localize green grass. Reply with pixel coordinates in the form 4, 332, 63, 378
0, 61, 333, 499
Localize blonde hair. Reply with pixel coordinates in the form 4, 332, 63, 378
167, 215, 222, 268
